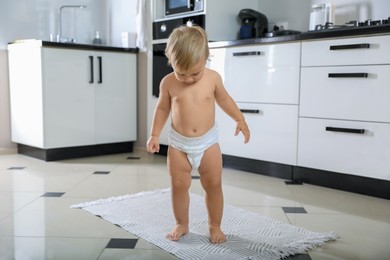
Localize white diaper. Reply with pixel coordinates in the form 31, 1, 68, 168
168, 124, 218, 171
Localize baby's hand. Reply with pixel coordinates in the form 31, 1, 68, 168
146, 136, 160, 153
235, 120, 250, 143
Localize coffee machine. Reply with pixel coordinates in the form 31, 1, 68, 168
238, 9, 268, 39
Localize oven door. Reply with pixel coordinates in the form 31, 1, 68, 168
152, 43, 173, 97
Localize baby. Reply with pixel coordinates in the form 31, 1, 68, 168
147, 25, 250, 244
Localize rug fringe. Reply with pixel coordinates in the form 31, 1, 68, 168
70, 188, 170, 209
283, 231, 338, 256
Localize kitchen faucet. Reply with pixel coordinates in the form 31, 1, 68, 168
58, 5, 87, 42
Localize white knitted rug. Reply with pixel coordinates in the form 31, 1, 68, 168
71, 188, 336, 259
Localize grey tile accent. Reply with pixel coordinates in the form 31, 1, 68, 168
127, 156, 141, 160
285, 254, 312, 260
191, 175, 200, 179
7, 167, 25, 170
106, 238, 138, 249
93, 171, 110, 174
285, 180, 303, 185
282, 207, 308, 214
41, 192, 65, 197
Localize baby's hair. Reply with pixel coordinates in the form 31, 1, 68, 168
165, 25, 209, 71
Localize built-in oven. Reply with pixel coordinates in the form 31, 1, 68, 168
152, 43, 173, 97
165, 0, 204, 17
152, 15, 205, 97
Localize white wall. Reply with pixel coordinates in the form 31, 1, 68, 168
108, 0, 138, 47
0, 0, 108, 49
259, 0, 390, 31
259, 0, 312, 31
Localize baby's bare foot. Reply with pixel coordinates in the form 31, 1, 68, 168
166, 224, 189, 241
210, 226, 226, 244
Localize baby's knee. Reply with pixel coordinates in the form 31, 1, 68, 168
171, 179, 191, 190
201, 178, 222, 191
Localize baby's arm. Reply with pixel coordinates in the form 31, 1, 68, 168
147, 78, 171, 153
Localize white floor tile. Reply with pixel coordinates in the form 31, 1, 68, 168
0, 150, 389, 260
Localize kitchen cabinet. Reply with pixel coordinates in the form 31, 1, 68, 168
210, 42, 300, 165
298, 35, 390, 181
8, 41, 137, 152
217, 103, 298, 165
224, 44, 300, 104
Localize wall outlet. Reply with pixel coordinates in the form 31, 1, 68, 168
275, 22, 289, 30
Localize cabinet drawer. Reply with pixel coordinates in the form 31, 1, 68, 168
302, 35, 390, 66
225, 43, 300, 104
298, 118, 390, 180
300, 65, 390, 123
217, 103, 298, 165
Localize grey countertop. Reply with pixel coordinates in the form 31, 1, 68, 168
42, 41, 139, 53
9, 40, 139, 53
209, 24, 390, 48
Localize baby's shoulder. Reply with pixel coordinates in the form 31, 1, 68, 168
204, 68, 221, 79
204, 68, 223, 84
160, 72, 176, 87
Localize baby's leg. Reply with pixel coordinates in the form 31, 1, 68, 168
198, 143, 226, 244
167, 146, 192, 241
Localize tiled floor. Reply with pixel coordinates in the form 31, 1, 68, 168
0, 148, 389, 260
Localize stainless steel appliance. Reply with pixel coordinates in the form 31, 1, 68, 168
312, 17, 390, 31
165, 0, 204, 17
238, 9, 268, 39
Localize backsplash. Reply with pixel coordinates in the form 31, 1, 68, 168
0, 0, 138, 49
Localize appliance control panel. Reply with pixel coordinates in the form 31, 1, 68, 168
153, 15, 205, 41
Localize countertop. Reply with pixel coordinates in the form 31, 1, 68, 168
8, 40, 139, 53
209, 24, 390, 48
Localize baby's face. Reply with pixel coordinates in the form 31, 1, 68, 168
173, 59, 205, 85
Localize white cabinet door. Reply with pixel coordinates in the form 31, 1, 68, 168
208, 48, 227, 82
42, 48, 95, 148
225, 43, 300, 104
95, 52, 137, 144
300, 65, 390, 123
302, 35, 390, 67
217, 103, 298, 165
298, 117, 390, 181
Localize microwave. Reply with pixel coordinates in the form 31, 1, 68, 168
165, 0, 204, 17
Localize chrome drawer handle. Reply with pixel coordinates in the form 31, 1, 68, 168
328, 73, 368, 78
240, 109, 260, 114
233, 51, 263, 57
326, 127, 365, 134
329, 43, 370, 50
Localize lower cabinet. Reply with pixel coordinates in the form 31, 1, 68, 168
298, 118, 390, 181
217, 103, 298, 166
8, 42, 137, 155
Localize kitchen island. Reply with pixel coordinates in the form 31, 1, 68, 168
8, 40, 138, 161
